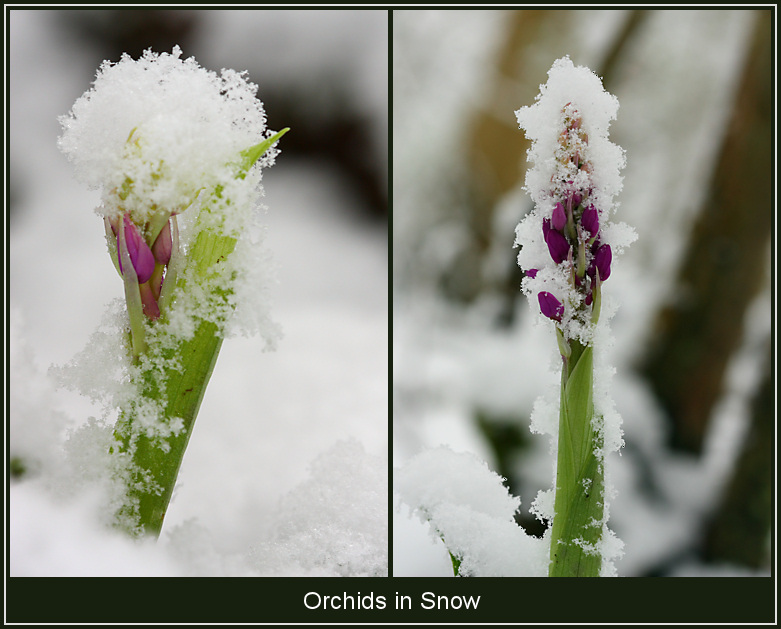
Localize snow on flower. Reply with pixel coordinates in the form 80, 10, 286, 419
514, 56, 636, 346
58, 45, 273, 228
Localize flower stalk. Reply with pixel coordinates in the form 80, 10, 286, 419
515, 57, 631, 576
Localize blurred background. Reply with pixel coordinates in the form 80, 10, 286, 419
9, 9, 388, 575
393, 9, 772, 577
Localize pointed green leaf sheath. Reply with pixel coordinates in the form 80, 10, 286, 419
238, 128, 289, 176
548, 342, 604, 577
116, 320, 224, 537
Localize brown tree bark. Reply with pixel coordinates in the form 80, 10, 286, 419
640, 10, 772, 454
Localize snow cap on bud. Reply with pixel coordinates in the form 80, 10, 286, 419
57, 45, 271, 225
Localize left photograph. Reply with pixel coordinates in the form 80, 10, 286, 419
9, 9, 388, 577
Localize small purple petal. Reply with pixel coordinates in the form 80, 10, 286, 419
526, 268, 538, 279
551, 203, 566, 231
595, 243, 612, 281
581, 206, 599, 237
119, 214, 155, 284
546, 229, 570, 264
542, 217, 552, 239
538, 291, 564, 322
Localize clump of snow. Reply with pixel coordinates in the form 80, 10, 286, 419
9, 309, 69, 478
58, 45, 274, 229
252, 439, 388, 577
10, 483, 182, 577
396, 445, 520, 520
515, 56, 624, 228
395, 446, 547, 576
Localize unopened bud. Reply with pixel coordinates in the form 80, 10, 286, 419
546, 229, 570, 264
118, 214, 155, 284
538, 291, 564, 322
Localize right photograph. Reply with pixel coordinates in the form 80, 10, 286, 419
392, 9, 772, 577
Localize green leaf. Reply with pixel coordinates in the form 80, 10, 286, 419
548, 343, 604, 577
117, 216, 147, 359
449, 550, 463, 577
238, 128, 290, 177
119, 317, 224, 537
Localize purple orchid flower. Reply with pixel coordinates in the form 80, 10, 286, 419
594, 243, 612, 281
152, 219, 173, 265
538, 291, 564, 322
581, 205, 599, 237
552, 203, 567, 231
546, 229, 570, 264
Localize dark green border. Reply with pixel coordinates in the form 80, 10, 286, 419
7, 577, 776, 624
6, 5, 778, 628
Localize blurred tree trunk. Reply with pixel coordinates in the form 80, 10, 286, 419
701, 343, 772, 569
640, 9, 772, 454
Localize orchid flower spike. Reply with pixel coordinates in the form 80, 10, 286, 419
514, 56, 636, 349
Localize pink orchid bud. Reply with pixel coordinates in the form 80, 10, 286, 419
546, 229, 570, 264
552, 203, 567, 231
581, 206, 599, 237
538, 291, 564, 322
118, 214, 155, 284
595, 243, 612, 281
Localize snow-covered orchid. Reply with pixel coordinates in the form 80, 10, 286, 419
396, 57, 633, 579
58, 46, 287, 537
514, 56, 635, 577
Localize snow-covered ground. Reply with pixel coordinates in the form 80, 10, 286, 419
9, 9, 388, 576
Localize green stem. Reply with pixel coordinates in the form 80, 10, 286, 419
120, 321, 224, 537
115, 224, 235, 538
548, 340, 604, 577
